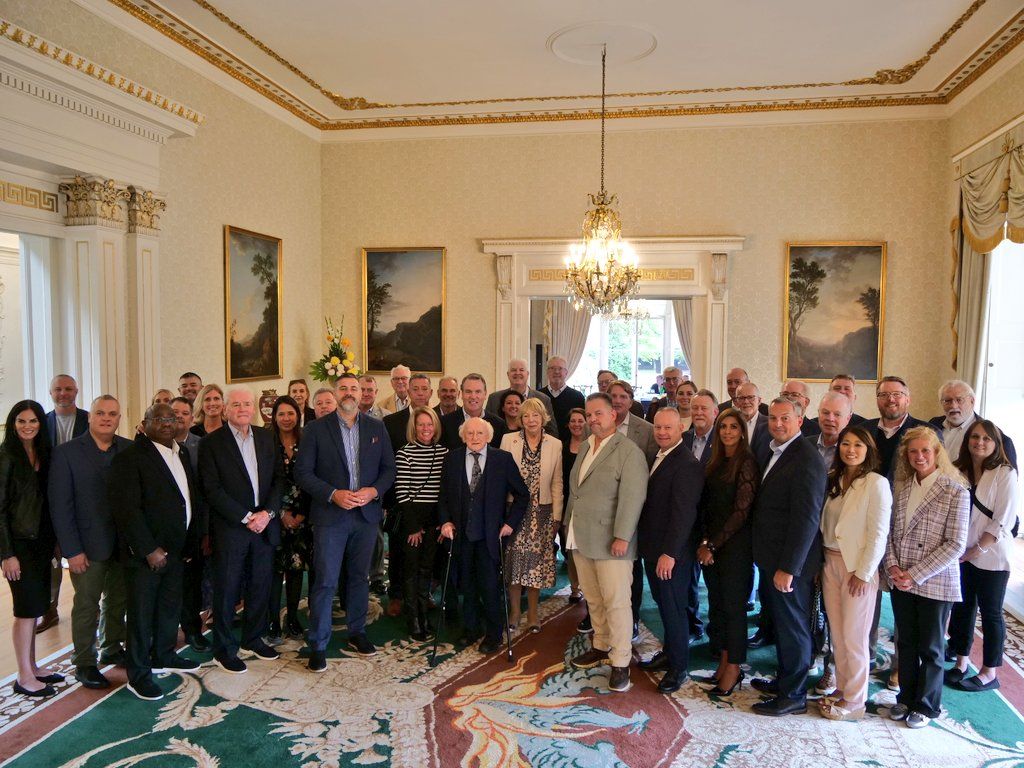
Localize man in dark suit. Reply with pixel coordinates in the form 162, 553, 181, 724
864, 375, 940, 478
683, 391, 718, 466
40, 374, 90, 632
439, 416, 529, 654
110, 404, 204, 701
441, 374, 508, 450
177, 372, 203, 406
50, 395, 133, 689
734, 382, 771, 467
597, 369, 644, 417
485, 358, 558, 437
637, 408, 705, 693
645, 366, 684, 423
721, 368, 768, 415
539, 356, 586, 436
434, 376, 461, 418
750, 397, 827, 716
171, 397, 209, 652
929, 379, 1017, 467
802, 374, 867, 437
295, 374, 395, 671
198, 386, 285, 673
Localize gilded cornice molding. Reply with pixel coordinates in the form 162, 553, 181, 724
59, 175, 130, 228
0, 18, 204, 127
95, 0, 1024, 131
0, 178, 59, 213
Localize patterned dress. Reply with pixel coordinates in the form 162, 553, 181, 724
507, 436, 555, 589
274, 442, 312, 572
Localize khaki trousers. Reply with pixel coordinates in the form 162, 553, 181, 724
822, 548, 877, 708
69, 558, 127, 668
573, 552, 634, 668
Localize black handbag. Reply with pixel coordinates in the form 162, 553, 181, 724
382, 447, 442, 535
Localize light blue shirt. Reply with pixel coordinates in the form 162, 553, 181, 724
764, 432, 802, 478
337, 412, 361, 492
229, 424, 259, 509
691, 430, 710, 460
816, 434, 837, 469
465, 445, 488, 485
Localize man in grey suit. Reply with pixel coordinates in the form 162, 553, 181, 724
565, 392, 649, 693
608, 380, 657, 464
485, 358, 557, 437
50, 395, 133, 689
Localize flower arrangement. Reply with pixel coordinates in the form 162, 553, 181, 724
308, 316, 360, 382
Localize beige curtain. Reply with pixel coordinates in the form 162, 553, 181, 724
543, 300, 591, 378
1010, 147, 1024, 243
671, 299, 695, 376
950, 216, 991, 392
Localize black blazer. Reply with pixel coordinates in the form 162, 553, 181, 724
302, 406, 317, 426
440, 410, 508, 451
644, 395, 673, 423
45, 408, 88, 447
721, 399, 768, 416
109, 435, 204, 562
438, 446, 529, 562
751, 435, 827, 578
0, 449, 48, 559
927, 413, 1017, 469
748, 414, 772, 468
801, 412, 867, 437
198, 424, 284, 546
637, 445, 705, 561
682, 427, 715, 467
383, 408, 412, 454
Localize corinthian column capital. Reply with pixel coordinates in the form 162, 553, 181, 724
127, 185, 167, 235
58, 175, 130, 228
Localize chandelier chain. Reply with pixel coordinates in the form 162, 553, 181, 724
600, 45, 606, 197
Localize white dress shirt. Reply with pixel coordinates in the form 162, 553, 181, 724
230, 424, 260, 512
566, 433, 612, 550
650, 439, 682, 475
942, 412, 976, 461
965, 465, 1018, 572
616, 412, 632, 437
879, 414, 910, 440
152, 439, 192, 527
743, 414, 757, 445
465, 445, 488, 485
763, 432, 802, 477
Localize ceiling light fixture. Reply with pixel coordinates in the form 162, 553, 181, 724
565, 44, 640, 318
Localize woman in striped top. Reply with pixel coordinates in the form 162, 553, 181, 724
394, 406, 448, 641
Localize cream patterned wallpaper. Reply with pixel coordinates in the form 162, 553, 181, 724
3, 0, 323, 397
322, 119, 951, 414
949, 55, 1024, 156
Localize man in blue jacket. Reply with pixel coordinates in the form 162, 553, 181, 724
295, 373, 395, 672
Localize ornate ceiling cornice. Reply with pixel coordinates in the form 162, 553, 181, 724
91, 0, 1024, 131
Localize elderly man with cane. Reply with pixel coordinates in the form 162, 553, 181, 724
438, 417, 529, 656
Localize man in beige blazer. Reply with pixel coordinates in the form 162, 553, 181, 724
376, 364, 411, 414
564, 392, 649, 692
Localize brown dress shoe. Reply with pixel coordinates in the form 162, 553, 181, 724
386, 598, 403, 618
35, 606, 59, 634
609, 666, 631, 691
570, 647, 610, 670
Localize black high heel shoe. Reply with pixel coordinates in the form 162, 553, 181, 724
709, 670, 745, 697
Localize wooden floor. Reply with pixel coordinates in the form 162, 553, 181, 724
0, 568, 76, 680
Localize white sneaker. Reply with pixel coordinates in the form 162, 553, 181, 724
814, 665, 836, 696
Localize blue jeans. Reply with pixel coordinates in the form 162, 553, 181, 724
308, 513, 377, 650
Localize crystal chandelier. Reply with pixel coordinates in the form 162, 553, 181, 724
565, 45, 640, 318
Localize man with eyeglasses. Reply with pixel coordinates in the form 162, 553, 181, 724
539, 356, 586, 436
733, 382, 771, 466
927, 380, 1017, 467
645, 366, 685, 423
721, 367, 768, 415
864, 376, 939, 479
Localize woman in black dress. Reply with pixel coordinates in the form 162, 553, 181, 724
560, 407, 586, 603
0, 400, 63, 697
696, 408, 758, 697
268, 396, 311, 641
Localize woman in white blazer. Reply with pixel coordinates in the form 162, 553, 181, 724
501, 398, 563, 632
946, 419, 1019, 692
819, 425, 893, 722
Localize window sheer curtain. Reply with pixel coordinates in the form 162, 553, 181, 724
952, 132, 1024, 392
543, 300, 591, 378
671, 299, 695, 376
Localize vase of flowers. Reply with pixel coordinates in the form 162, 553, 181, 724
309, 316, 360, 383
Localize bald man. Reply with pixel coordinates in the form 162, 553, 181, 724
721, 368, 768, 416
485, 358, 558, 437
539, 356, 586, 435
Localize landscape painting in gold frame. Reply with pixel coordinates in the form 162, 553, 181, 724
224, 225, 283, 383
362, 247, 446, 375
783, 241, 886, 383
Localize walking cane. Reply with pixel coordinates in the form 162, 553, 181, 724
430, 534, 456, 667
497, 533, 514, 663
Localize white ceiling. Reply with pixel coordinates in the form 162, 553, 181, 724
88, 0, 1024, 134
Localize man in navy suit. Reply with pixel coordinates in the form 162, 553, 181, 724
295, 373, 395, 671
439, 417, 529, 654
683, 391, 719, 467
864, 376, 939, 478
637, 408, 705, 693
734, 382, 771, 467
750, 398, 827, 716
441, 373, 507, 450
198, 387, 285, 674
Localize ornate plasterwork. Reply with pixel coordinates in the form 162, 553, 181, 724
59, 175, 130, 227
0, 178, 58, 212
710, 252, 728, 300
127, 185, 166, 233
96, 0, 1024, 131
0, 18, 204, 127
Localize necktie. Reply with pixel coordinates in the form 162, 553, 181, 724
470, 451, 482, 493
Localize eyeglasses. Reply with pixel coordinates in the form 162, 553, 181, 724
941, 396, 968, 407
876, 392, 908, 401
733, 395, 757, 403
779, 391, 806, 399
149, 417, 177, 425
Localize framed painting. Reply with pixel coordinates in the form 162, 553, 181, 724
362, 247, 445, 375
783, 241, 886, 383
224, 225, 283, 382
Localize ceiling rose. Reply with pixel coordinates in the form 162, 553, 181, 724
547, 21, 658, 66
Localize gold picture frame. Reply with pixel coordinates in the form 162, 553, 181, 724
362, 247, 446, 375
783, 241, 887, 383
224, 225, 283, 382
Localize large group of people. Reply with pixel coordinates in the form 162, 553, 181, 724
0, 358, 1018, 731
